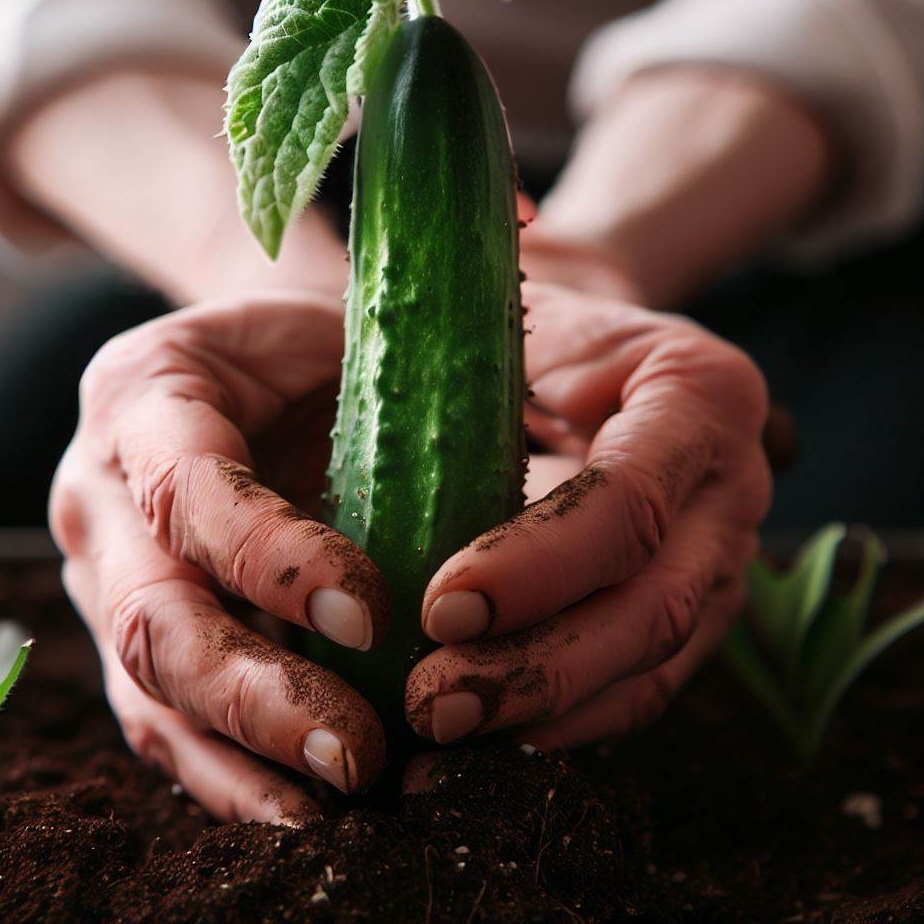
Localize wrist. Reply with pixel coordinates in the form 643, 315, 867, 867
540, 66, 836, 306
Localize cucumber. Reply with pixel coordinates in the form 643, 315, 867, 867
317, 14, 526, 728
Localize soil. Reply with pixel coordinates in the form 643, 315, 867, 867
2, 557, 924, 923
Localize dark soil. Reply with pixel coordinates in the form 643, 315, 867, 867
2, 557, 923, 923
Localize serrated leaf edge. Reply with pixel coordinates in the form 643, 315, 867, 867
0, 639, 33, 710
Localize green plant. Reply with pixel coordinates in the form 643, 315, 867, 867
0, 625, 32, 710
226, 2, 524, 720
724, 524, 924, 762
321, 14, 525, 718
226, 0, 405, 258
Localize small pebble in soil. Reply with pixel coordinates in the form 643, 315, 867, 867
841, 792, 884, 829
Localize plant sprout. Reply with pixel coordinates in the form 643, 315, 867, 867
724, 523, 924, 762
0, 622, 32, 710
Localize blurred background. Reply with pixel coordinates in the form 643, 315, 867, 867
1, 0, 922, 534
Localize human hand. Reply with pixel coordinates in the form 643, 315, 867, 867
405, 282, 772, 749
50, 294, 390, 824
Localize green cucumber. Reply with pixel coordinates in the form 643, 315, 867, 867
317, 14, 526, 726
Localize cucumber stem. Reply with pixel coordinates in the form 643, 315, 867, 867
413, 0, 441, 17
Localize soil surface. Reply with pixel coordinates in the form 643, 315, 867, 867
2, 557, 923, 923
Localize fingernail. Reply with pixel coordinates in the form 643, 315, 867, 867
425, 591, 492, 643
308, 588, 372, 650
431, 691, 483, 744
303, 728, 353, 793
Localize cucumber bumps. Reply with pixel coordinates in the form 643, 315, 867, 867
320, 15, 526, 724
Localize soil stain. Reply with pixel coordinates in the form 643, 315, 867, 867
474, 466, 607, 552
275, 565, 300, 588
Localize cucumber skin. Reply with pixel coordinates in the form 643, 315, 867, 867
317, 16, 526, 727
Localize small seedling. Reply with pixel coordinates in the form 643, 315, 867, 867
724, 524, 924, 762
0, 624, 32, 710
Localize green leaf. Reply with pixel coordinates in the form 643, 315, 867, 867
346, 0, 401, 96
747, 523, 846, 685
802, 596, 924, 758
800, 529, 885, 705
0, 639, 32, 709
723, 621, 806, 757
226, 0, 400, 258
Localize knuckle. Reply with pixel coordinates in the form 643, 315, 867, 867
79, 318, 200, 419
131, 453, 184, 547
111, 589, 163, 701
227, 531, 252, 598
224, 509, 282, 597
224, 664, 260, 745
647, 581, 699, 666
620, 467, 667, 565
546, 663, 580, 719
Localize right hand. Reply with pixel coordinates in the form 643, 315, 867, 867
50, 293, 390, 825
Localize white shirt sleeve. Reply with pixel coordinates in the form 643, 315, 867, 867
0, 0, 244, 270
570, 0, 924, 265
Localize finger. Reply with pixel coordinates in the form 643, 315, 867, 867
422, 295, 767, 645
63, 532, 320, 824
406, 485, 758, 743
517, 577, 745, 751
105, 655, 319, 825
87, 469, 386, 793
80, 298, 388, 649
140, 449, 389, 651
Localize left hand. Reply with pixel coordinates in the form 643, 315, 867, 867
405, 281, 772, 749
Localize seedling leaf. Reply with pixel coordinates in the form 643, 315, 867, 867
727, 524, 924, 763
800, 529, 885, 704
747, 522, 846, 688
0, 639, 32, 709
347, 0, 402, 96
803, 597, 924, 756
226, 0, 401, 258
723, 621, 803, 752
